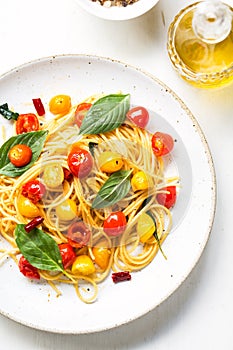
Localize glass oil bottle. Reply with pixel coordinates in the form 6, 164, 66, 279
167, 1, 233, 88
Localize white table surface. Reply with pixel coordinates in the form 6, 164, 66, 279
0, 0, 233, 349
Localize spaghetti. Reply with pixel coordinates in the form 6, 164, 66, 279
0, 93, 178, 303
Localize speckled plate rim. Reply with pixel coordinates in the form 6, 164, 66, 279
0, 54, 216, 334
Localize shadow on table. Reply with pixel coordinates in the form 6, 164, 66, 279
72, 1, 171, 70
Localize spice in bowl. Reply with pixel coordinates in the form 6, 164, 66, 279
91, 0, 139, 7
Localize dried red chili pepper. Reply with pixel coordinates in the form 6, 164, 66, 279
112, 271, 131, 283
25, 216, 44, 233
32, 98, 45, 116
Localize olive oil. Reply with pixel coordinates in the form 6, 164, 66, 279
167, 1, 233, 88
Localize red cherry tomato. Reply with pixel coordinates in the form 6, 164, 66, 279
67, 221, 91, 248
21, 180, 46, 204
16, 113, 39, 134
18, 256, 40, 280
126, 106, 149, 128
151, 132, 174, 157
103, 211, 127, 237
59, 243, 76, 269
8, 144, 32, 167
74, 103, 92, 128
156, 186, 176, 209
68, 148, 93, 178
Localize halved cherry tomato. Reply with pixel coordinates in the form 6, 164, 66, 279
103, 211, 127, 237
98, 152, 123, 173
92, 246, 111, 270
131, 170, 152, 192
18, 256, 40, 280
68, 148, 93, 178
22, 180, 46, 204
74, 103, 92, 128
151, 132, 174, 157
156, 186, 176, 209
126, 106, 149, 128
17, 194, 40, 218
16, 113, 39, 134
137, 212, 155, 243
71, 255, 95, 275
67, 221, 91, 248
59, 243, 76, 269
56, 199, 77, 221
8, 144, 32, 167
42, 164, 64, 188
49, 94, 71, 115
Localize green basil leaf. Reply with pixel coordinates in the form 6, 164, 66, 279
92, 169, 132, 209
88, 142, 98, 157
15, 224, 64, 272
0, 130, 48, 177
79, 94, 130, 135
0, 103, 19, 120
141, 196, 153, 210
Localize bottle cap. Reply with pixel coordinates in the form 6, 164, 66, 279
192, 1, 232, 44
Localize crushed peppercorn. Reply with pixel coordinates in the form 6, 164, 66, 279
91, 0, 139, 7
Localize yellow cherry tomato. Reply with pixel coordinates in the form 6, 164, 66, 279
92, 246, 111, 270
17, 195, 40, 218
131, 171, 152, 192
137, 212, 155, 243
56, 199, 77, 221
49, 94, 71, 115
71, 255, 95, 275
42, 164, 64, 188
98, 152, 123, 173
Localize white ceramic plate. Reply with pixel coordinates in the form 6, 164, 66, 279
75, 0, 159, 21
0, 55, 216, 334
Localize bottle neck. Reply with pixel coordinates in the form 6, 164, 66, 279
192, 1, 232, 44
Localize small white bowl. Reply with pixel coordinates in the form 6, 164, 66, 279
75, 0, 159, 20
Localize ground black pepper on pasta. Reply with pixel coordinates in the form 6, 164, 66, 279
91, 0, 138, 7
